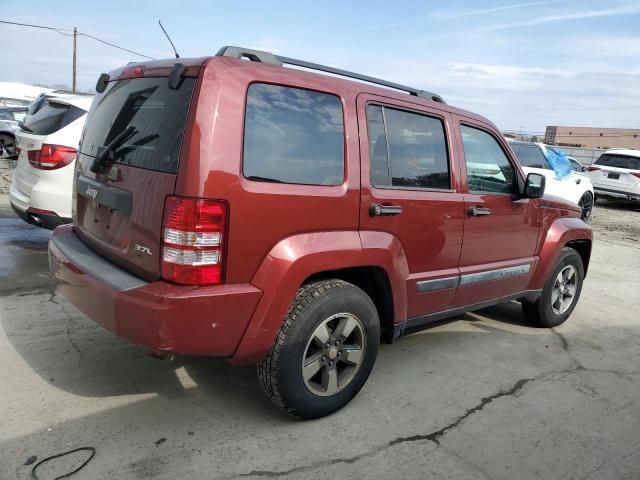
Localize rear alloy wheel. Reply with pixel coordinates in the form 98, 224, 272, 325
522, 247, 584, 328
579, 192, 594, 222
0, 133, 16, 159
258, 279, 379, 419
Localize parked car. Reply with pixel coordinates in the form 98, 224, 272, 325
48, 47, 593, 419
586, 149, 640, 203
508, 140, 594, 221
9, 94, 92, 229
0, 106, 28, 159
568, 156, 588, 177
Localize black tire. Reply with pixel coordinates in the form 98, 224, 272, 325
522, 247, 584, 328
579, 191, 594, 222
258, 279, 380, 419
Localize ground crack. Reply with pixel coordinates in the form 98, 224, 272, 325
231, 372, 560, 478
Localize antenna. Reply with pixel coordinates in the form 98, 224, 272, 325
158, 20, 180, 58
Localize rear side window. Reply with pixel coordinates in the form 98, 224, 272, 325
461, 125, 516, 194
80, 77, 196, 174
22, 101, 85, 135
243, 83, 344, 185
595, 153, 640, 170
516, 145, 549, 169
366, 104, 450, 190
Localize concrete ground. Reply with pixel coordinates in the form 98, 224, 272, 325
1, 194, 639, 480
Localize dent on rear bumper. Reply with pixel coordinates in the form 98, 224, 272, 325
49, 225, 263, 356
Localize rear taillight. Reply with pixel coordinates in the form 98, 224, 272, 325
161, 196, 227, 285
630, 172, 640, 179
586, 165, 601, 172
27, 144, 77, 170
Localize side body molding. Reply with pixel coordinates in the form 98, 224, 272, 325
230, 230, 409, 364
529, 216, 593, 290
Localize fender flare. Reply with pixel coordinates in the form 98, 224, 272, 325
530, 217, 592, 290
230, 230, 409, 364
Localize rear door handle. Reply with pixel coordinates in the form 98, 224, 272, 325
468, 206, 491, 217
370, 204, 403, 216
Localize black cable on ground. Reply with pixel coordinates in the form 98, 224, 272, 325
31, 447, 96, 480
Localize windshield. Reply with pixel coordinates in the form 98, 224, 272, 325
595, 153, 640, 170
79, 77, 196, 174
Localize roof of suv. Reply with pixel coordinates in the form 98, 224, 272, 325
107, 46, 492, 128
602, 148, 640, 158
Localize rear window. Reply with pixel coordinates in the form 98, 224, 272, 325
595, 153, 640, 170
80, 77, 196, 174
22, 101, 86, 135
243, 83, 344, 185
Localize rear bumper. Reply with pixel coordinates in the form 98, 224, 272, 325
48, 225, 262, 356
11, 201, 70, 229
594, 186, 640, 202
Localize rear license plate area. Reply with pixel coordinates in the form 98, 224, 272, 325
607, 172, 620, 180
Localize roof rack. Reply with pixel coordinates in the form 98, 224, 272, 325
215, 46, 445, 104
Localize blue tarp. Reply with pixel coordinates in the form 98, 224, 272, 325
544, 146, 572, 180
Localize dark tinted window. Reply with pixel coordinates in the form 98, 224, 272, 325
80, 77, 195, 174
243, 84, 344, 185
595, 153, 640, 170
461, 125, 516, 194
516, 145, 549, 169
366, 105, 450, 189
22, 100, 86, 135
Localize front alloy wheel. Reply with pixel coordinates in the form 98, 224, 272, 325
579, 192, 594, 222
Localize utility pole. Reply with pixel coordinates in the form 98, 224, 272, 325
72, 27, 77, 92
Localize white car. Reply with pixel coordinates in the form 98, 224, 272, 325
9, 94, 93, 229
0, 106, 28, 159
508, 141, 594, 221
586, 149, 640, 204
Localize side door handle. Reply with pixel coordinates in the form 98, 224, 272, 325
468, 206, 491, 217
370, 204, 403, 217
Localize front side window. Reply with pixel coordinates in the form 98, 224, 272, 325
366, 104, 450, 190
243, 84, 344, 186
461, 125, 516, 194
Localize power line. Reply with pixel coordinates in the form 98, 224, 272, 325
78, 32, 155, 60
0, 18, 155, 59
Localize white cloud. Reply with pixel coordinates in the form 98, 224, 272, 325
367, 0, 567, 30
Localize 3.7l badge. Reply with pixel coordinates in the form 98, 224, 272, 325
134, 244, 152, 255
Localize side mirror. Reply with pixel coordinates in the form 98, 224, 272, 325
524, 172, 545, 198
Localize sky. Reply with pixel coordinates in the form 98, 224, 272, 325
1, 0, 639, 132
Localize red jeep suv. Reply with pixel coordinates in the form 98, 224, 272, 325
49, 47, 592, 419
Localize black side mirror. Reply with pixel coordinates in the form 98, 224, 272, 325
524, 172, 545, 198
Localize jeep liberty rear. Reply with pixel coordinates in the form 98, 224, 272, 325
49, 47, 592, 419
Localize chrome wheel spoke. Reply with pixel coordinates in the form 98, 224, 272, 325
322, 367, 339, 395
565, 284, 577, 297
312, 323, 331, 346
342, 345, 363, 365
303, 352, 323, 381
551, 289, 560, 305
334, 316, 358, 341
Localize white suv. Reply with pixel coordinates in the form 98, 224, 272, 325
587, 149, 640, 204
508, 140, 595, 221
9, 94, 92, 229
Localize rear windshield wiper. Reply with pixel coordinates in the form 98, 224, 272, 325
18, 121, 33, 132
90, 125, 137, 173
246, 176, 285, 183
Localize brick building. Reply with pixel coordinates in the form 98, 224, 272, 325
545, 126, 640, 150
